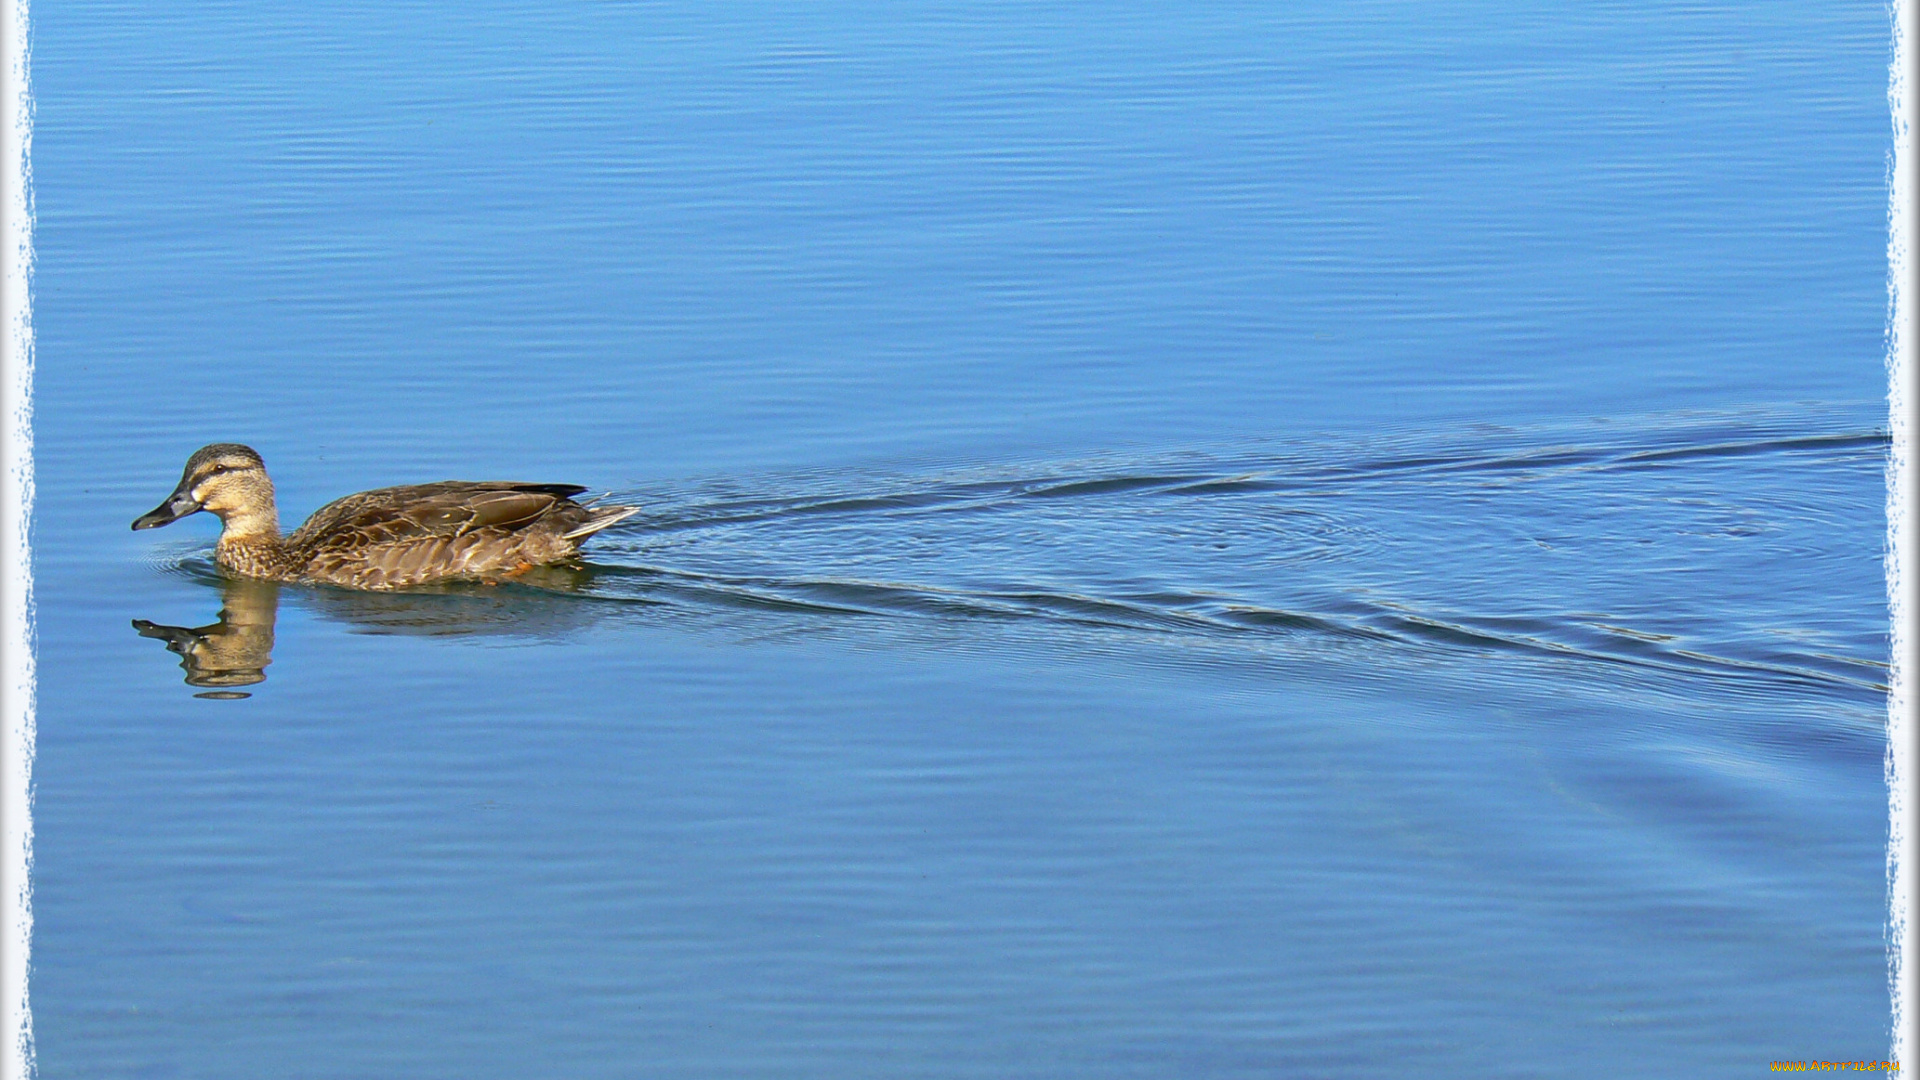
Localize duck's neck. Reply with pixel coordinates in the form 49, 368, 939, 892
213, 503, 290, 577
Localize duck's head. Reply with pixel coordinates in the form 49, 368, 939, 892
133, 443, 276, 532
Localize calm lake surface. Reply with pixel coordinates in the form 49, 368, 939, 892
30, 1, 1892, 1075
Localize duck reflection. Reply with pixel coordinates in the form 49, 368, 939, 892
135, 563, 616, 698
133, 576, 279, 698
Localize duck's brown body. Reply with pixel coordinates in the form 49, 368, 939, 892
134, 445, 639, 591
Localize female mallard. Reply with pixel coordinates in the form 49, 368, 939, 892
132, 443, 640, 590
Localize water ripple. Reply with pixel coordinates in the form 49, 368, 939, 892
157, 409, 1886, 709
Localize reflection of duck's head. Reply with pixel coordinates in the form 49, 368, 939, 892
133, 576, 279, 696
132, 443, 279, 538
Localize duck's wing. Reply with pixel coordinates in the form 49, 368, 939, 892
292, 482, 589, 547
287, 482, 621, 588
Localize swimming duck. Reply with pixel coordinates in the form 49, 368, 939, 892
132, 443, 640, 590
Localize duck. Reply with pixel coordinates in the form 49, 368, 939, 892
132, 443, 641, 590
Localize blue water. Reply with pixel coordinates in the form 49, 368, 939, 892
30, 1, 1891, 1075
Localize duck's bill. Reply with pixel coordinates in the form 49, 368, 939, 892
132, 487, 202, 530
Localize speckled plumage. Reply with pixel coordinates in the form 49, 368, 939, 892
133, 444, 640, 590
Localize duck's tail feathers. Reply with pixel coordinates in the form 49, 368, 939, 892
563, 504, 642, 541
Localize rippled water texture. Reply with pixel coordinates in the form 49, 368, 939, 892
31, 0, 1891, 1076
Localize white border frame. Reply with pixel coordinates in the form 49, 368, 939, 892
1894, 0, 1917, 1065
0, 2, 1901, 1076
3, 0, 29, 1070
